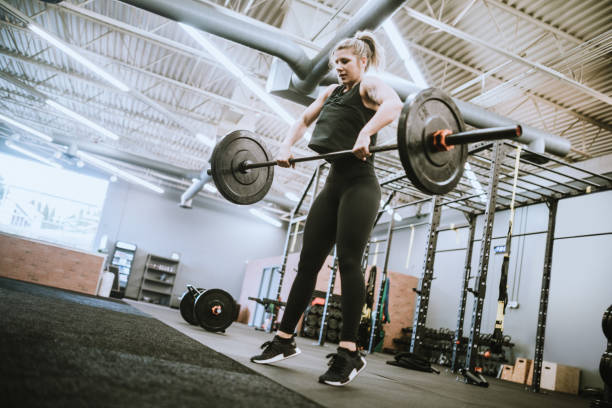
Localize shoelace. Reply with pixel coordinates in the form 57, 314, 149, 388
325, 352, 352, 374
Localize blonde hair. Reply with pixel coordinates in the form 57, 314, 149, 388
330, 31, 385, 71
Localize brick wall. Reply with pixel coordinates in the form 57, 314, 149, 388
0, 232, 106, 295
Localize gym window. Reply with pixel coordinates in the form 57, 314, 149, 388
0, 152, 108, 251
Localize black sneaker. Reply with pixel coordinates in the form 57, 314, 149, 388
318, 347, 367, 386
250, 335, 301, 364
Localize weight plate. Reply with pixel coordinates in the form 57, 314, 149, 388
397, 88, 467, 195
603, 305, 612, 340
193, 288, 236, 332
179, 287, 205, 325
209, 130, 274, 205
600, 352, 612, 386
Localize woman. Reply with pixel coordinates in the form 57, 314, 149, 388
251, 31, 403, 387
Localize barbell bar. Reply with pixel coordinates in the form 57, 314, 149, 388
237, 126, 520, 172
206, 88, 522, 205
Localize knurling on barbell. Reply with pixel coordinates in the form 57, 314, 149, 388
207, 88, 521, 205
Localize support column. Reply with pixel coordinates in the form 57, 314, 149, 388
463, 142, 504, 383
531, 199, 558, 392
368, 211, 396, 353
451, 214, 477, 372
409, 196, 443, 354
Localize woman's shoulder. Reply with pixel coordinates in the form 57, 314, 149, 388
322, 83, 341, 97
359, 75, 385, 93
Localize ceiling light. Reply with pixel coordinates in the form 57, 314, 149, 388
110, 175, 118, 182
76, 160, 85, 168
464, 162, 488, 203
284, 191, 300, 202
393, 212, 403, 222
204, 183, 217, 193
249, 208, 282, 227
28, 23, 130, 92
46, 100, 120, 140
76, 151, 164, 194
180, 24, 295, 125
5, 141, 61, 168
0, 113, 53, 142
196, 133, 216, 147
382, 20, 428, 88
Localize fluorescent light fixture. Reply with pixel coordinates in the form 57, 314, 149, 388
0, 113, 53, 142
249, 208, 282, 227
5, 141, 62, 168
29, 23, 130, 92
204, 182, 217, 193
46, 100, 120, 141
196, 133, 216, 147
180, 24, 295, 126
285, 191, 300, 202
464, 162, 487, 203
76, 151, 164, 194
382, 20, 428, 88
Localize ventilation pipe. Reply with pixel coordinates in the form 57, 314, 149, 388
117, 0, 572, 157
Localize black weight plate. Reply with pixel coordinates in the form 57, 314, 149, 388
326, 329, 338, 342
600, 352, 612, 386
603, 305, 612, 340
193, 288, 236, 332
209, 130, 274, 205
398, 88, 467, 195
179, 288, 205, 325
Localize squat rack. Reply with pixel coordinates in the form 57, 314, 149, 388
384, 140, 611, 387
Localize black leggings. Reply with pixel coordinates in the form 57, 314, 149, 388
279, 159, 381, 342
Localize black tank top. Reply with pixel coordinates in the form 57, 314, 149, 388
308, 83, 377, 164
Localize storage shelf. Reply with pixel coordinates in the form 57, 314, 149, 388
145, 278, 173, 286
138, 253, 180, 307
145, 266, 177, 274
141, 287, 172, 296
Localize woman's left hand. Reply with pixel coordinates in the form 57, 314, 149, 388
352, 134, 371, 161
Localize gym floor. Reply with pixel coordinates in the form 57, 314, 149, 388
129, 300, 588, 408
0, 277, 590, 408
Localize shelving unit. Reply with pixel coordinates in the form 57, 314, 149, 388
138, 254, 179, 306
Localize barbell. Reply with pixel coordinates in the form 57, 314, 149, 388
207, 88, 522, 205
179, 285, 237, 332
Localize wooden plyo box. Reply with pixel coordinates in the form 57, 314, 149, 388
510, 357, 532, 384
500, 364, 514, 381
540, 362, 581, 395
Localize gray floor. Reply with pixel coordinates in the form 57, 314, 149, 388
126, 300, 589, 408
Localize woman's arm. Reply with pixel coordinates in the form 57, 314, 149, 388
277, 84, 338, 167
353, 76, 403, 160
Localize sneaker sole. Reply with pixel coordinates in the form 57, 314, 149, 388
322, 357, 367, 387
251, 348, 301, 364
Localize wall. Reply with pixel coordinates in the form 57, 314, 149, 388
0, 232, 105, 295
96, 182, 287, 306
371, 189, 611, 388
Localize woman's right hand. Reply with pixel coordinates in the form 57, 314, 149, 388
276, 146, 295, 168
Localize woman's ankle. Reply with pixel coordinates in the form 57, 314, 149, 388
276, 330, 293, 339
339, 341, 357, 352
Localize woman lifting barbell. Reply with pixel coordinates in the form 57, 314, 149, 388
250, 31, 403, 387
